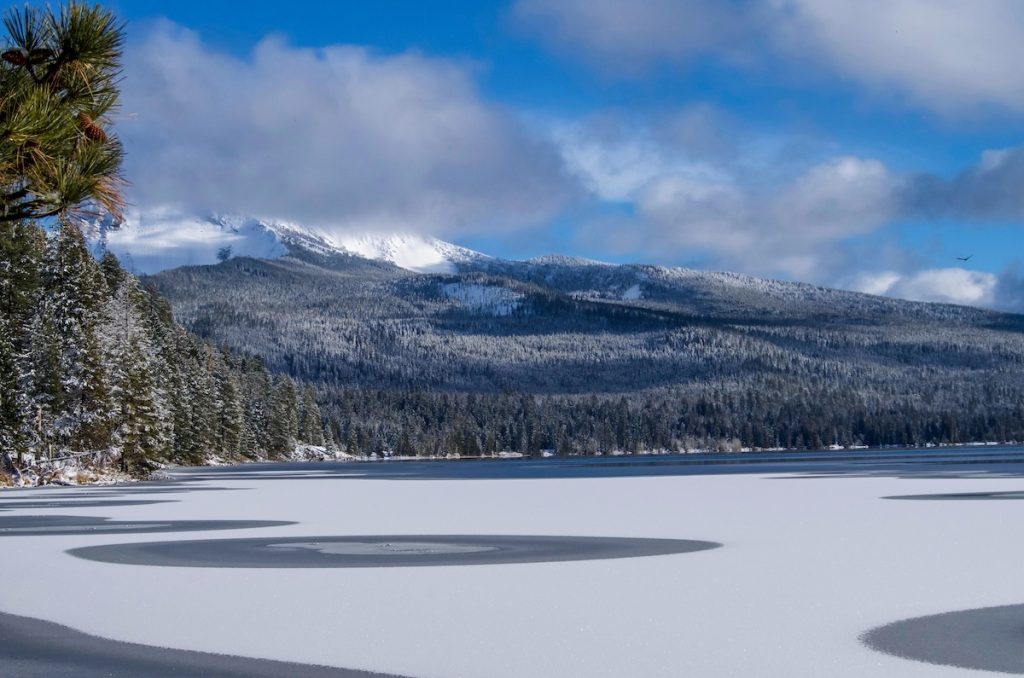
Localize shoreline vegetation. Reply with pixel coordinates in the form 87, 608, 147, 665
3, 439, 1021, 489
0, 221, 328, 485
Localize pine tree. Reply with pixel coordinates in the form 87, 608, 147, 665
269, 375, 299, 457
26, 292, 62, 459
0, 320, 18, 467
212, 357, 243, 457
344, 425, 359, 456
44, 220, 110, 452
238, 356, 273, 458
0, 220, 45, 465
396, 429, 415, 457
298, 385, 323, 446
113, 335, 163, 473
99, 256, 169, 471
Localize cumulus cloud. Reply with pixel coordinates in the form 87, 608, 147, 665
850, 268, 999, 307
119, 22, 575, 236
551, 112, 731, 202
774, 0, 1024, 114
570, 136, 901, 280
513, 0, 1024, 113
845, 266, 1024, 313
905, 146, 1024, 220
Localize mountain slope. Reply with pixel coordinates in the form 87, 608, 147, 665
152, 249, 1024, 390
89, 210, 1018, 329
142, 231, 1024, 453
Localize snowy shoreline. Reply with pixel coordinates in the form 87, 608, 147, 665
4, 439, 1022, 489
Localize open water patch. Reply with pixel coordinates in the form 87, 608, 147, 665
0, 515, 293, 537
0, 500, 174, 512
862, 603, 1024, 674
884, 491, 1024, 500
0, 610, 403, 677
68, 534, 721, 568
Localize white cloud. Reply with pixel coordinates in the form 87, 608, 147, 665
551, 112, 895, 281
849, 268, 999, 307
119, 22, 575, 237
573, 147, 900, 280
550, 114, 729, 202
514, 0, 1024, 113
770, 157, 896, 241
905, 145, 1024, 219
845, 271, 902, 297
773, 0, 1024, 114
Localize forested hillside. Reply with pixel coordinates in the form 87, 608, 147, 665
149, 244, 1024, 456
0, 4, 327, 481
0, 221, 324, 478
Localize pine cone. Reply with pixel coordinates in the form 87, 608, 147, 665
2, 49, 27, 66
78, 113, 108, 143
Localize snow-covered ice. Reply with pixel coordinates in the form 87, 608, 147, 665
1, 462, 1022, 677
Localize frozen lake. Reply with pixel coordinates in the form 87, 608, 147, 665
3, 447, 1024, 677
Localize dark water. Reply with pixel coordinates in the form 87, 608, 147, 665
862, 604, 1024, 674
169, 445, 1024, 482
0, 611, 400, 678
69, 534, 721, 569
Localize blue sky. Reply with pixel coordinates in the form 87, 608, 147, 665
107, 1, 1024, 310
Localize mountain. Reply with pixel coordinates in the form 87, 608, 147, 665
81, 210, 487, 275
83, 210, 1012, 327
331, 233, 487, 273
140, 217, 1024, 454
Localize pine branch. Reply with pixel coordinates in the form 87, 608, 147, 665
0, 2, 124, 222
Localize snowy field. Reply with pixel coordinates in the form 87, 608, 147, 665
3, 452, 1024, 677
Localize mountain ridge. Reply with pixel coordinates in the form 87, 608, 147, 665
139, 218, 1024, 453
80, 209, 1020, 323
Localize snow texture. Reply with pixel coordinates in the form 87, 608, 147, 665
621, 283, 642, 300
0, 467, 1020, 677
439, 282, 523, 316
334, 233, 487, 274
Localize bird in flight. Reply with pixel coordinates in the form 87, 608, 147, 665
956, 254, 973, 262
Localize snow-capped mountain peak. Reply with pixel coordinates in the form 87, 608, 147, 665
79, 208, 487, 275
331, 233, 487, 274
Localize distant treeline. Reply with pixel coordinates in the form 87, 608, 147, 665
0, 222, 324, 474
317, 379, 1024, 457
